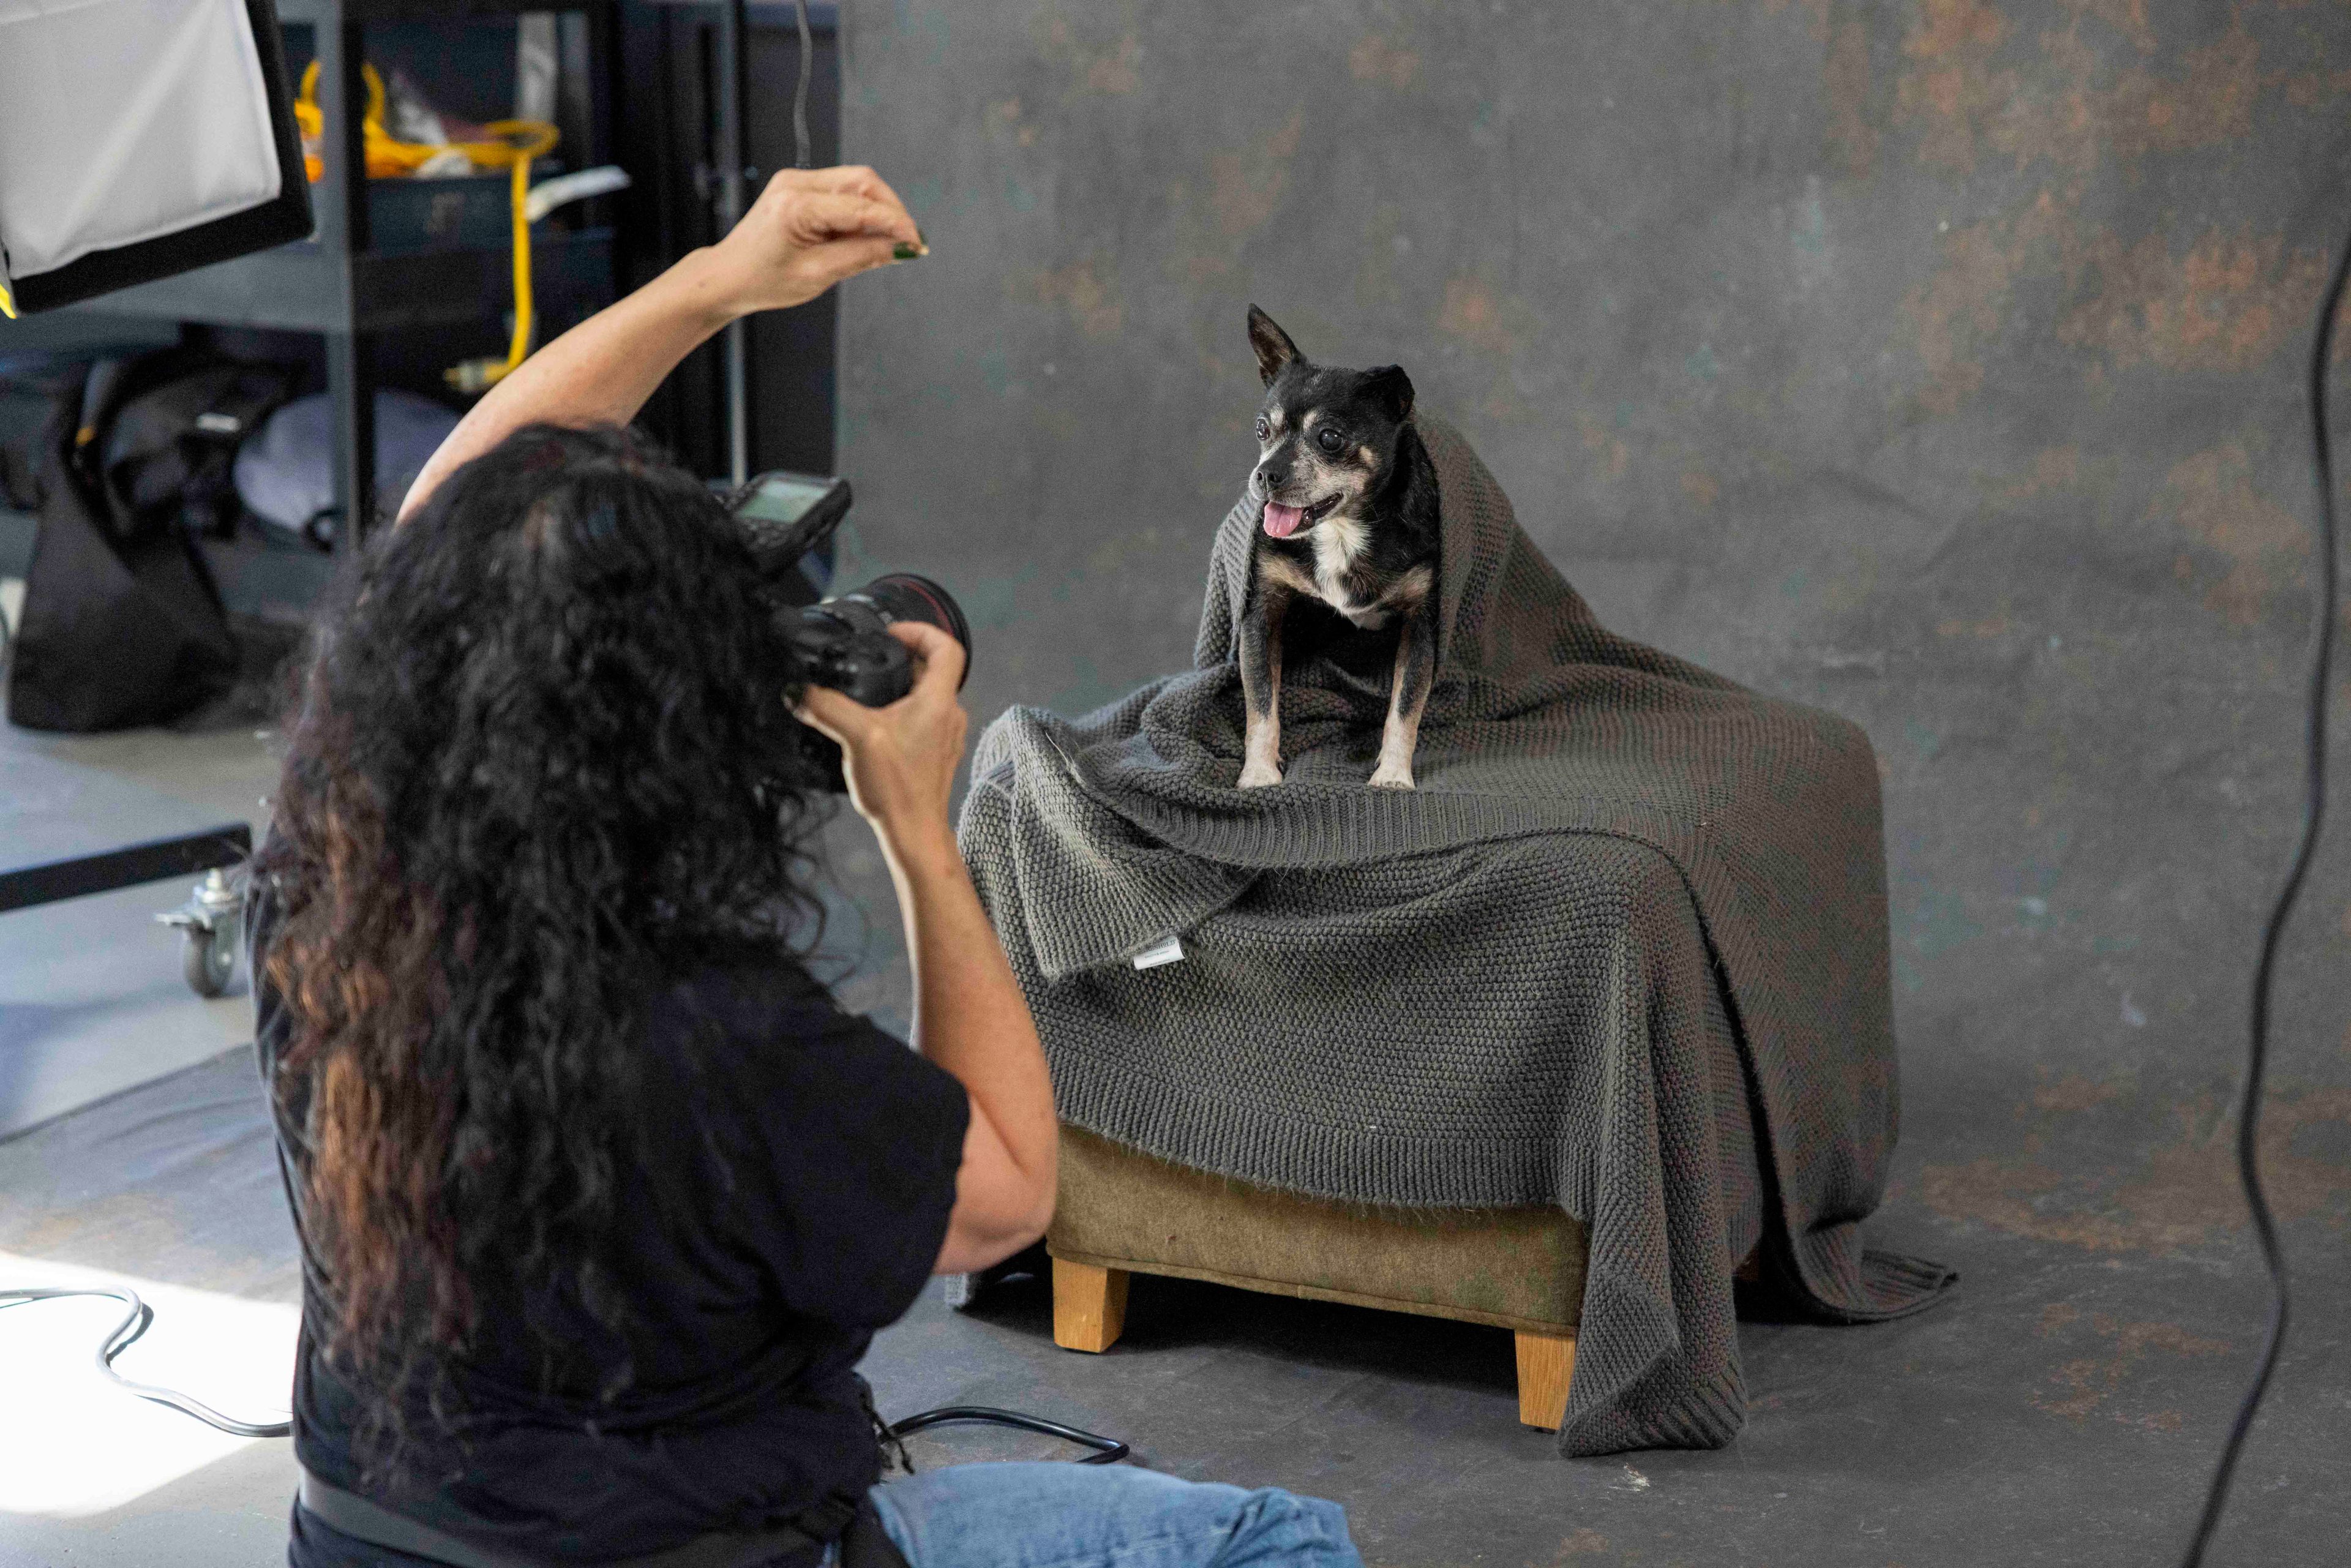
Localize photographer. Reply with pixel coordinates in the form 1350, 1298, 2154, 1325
253, 166, 1364, 1567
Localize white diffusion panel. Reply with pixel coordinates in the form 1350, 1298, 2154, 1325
0, 0, 282, 280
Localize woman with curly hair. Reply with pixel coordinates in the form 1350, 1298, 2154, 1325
252, 166, 1364, 1567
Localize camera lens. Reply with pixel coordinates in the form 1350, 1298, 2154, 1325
847, 574, 972, 688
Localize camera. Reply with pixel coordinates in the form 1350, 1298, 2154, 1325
782, 574, 972, 707
728, 471, 972, 781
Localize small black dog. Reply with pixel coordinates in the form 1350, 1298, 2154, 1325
1235, 306, 1441, 790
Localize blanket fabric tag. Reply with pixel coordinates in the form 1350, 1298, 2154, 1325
1131, 936, 1185, 970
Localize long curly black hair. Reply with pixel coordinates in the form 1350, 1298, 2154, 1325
256, 423, 830, 1471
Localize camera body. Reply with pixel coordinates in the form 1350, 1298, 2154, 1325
727, 471, 971, 788
784, 575, 972, 708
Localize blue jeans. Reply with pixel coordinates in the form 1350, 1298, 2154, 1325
864, 1462, 1364, 1568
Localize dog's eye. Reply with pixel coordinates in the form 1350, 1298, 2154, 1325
1254, 416, 1270, 441
1317, 427, 1344, 453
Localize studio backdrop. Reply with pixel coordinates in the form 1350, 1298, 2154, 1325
830, 0, 2351, 1236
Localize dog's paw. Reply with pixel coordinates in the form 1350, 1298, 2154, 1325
1237, 759, 1284, 789
1367, 763, 1415, 790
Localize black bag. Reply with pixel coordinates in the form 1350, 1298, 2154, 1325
102, 351, 298, 539
4, 352, 284, 732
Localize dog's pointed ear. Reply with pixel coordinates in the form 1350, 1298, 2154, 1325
1247, 305, 1302, 386
1363, 364, 1415, 421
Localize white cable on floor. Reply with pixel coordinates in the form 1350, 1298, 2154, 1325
0, 1285, 291, 1438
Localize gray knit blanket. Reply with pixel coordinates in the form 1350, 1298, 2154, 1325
957, 413, 1954, 1454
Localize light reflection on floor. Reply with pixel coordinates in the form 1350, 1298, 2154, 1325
0, 1250, 295, 1518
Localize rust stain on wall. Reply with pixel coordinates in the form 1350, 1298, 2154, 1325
1938, 613, 2012, 637
1822, 15, 1881, 180
1157, 108, 1310, 290
2147, 439, 2309, 628
1209, 108, 1307, 239
1763, 0, 1835, 44
1891, 4, 2273, 178
1895, 191, 2066, 415
1576, 415, 1631, 482
1348, 35, 1420, 91
1894, 0, 2010, 175
1899, 196, 2331, 414
1436, 276, 1537, 358
1035, 16, 1142, 98
1883, 7, 2335, 412
1091, 38, 1143, 95
1479, 381, 1537, 429
986, 96, 1040, 149
2285, 65, 2351, 108
1030, 257, 1125, 339
1909, 0, 2011, 58
2065, 0, 2156, 56
2003, 18, 2260, 172
2057, 227, 2330, 373
1985, 444, 2085, 503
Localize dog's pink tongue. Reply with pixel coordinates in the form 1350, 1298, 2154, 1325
1263, 501, 1306, 538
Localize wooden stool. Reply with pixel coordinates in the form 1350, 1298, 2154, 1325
1052, 1253, 1577, 1428
1046, 1127, 1584, 1430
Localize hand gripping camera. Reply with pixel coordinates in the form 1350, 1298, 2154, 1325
729, 471, 972, 775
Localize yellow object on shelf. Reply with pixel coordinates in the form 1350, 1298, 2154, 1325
294, 61, 559, 391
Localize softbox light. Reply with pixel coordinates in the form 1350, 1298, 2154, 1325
0, 0, 310, 316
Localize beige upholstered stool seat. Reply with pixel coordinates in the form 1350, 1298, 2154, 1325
1046, 1125, 1589, 1429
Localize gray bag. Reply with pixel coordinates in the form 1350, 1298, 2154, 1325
234, 389, 461, 545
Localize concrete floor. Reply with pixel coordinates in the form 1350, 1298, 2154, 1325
0, 599, 276, 1139
2, 647, 2345, 1567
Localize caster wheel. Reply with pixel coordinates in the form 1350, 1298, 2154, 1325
183, 923, 236, 997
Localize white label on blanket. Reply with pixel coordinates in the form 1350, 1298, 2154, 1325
1131, 936, 1185, 970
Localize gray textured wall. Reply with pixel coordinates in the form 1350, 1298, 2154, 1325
826, 0, 2349, 1387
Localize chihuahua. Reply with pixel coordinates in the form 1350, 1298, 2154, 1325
1235, 306, 1441, 790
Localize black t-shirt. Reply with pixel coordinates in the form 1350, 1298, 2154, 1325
250, 888, 969, 1566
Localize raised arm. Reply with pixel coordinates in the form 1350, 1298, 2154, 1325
397, 165, 921, 522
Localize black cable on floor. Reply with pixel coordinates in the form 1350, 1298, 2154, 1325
887, 1405, 1130, 1466
0, 1287, 1133, 1467
2177, 208, 2349, 1566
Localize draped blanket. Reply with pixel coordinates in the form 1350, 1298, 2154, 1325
957, 414, 1954, 1453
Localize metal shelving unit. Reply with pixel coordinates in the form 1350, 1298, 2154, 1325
4, 5, 653, 1000
45, 0, 624, 551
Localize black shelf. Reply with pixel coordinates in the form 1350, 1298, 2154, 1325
76, 230, 616, 336
276, 0, 583, 21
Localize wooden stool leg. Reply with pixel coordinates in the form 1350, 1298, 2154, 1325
1515, 1330, 1575, 1431
1052, 1259, 1130, 1352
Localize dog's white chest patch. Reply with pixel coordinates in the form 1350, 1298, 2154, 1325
1313, 516, 1386, 626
